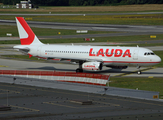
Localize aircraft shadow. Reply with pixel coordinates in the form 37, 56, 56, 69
141, 71, 163, 75
27, 66, 126, 73
27, 66, 75, 72
27, 67, 162, 75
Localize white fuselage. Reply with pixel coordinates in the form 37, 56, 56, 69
14, 44, 161, 67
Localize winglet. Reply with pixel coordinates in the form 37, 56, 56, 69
15, 17, 43, 45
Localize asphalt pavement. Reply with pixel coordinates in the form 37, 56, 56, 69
0, 82, 163, 120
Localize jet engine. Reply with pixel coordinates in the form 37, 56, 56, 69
82, 62, 103, 71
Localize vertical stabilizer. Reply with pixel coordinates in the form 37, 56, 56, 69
16, 17, 43, 45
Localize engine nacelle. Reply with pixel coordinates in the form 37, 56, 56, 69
106, 65, 128, 69
82, 62, 103, 71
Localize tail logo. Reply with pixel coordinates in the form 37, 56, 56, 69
16, 17, 35, 45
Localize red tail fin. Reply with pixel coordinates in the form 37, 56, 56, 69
16, 17, 43, 45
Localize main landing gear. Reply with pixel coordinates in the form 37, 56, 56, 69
76, 61, 84, 73
76, 68, 83, 73
137, 66, 141, 75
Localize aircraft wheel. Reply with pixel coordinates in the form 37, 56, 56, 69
137, 71, 141, 75
76, 68, 83, 73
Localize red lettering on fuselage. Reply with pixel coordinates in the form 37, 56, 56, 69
89, 48, 95, 56
89, 48, 131, 58
114, 49, 122, 57
105, 49, 114, 57
97, 49, 104, 57
122, 49, 131, 57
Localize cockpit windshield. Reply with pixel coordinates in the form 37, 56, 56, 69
144, 52, 155, 56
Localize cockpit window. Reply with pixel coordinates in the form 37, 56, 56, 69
144, 52, 155, 56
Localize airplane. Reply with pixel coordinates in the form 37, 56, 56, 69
14, 17, 161, 75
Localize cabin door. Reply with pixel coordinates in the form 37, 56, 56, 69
37, 46, 42, 56
133, 49, 139, 60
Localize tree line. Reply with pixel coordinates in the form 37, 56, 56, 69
1, 0, 163, 6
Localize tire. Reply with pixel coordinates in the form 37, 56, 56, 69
76, 68, 83, 73
137, 71, 141, 75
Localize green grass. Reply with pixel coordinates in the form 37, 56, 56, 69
40, 34, 163, 43
1, 14, 163, 25
0, 40, 21, 44
0, 25, 18, 37
1, 55, 44, 61
110, 77, 163, 98
110, 43, 163, 47
33, 14, 163, 25
0, 25, 112, 37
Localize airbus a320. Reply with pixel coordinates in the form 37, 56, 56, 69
14, 17, 161, 74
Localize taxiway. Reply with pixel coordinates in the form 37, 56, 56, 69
1, 19, 163, 34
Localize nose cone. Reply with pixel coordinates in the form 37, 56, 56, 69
155, 55, 161, 64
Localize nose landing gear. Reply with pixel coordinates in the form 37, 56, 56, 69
137, 70, 141, 75
137, 66, 141, 75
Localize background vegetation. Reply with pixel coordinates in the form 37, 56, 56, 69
1, 0, 163, 6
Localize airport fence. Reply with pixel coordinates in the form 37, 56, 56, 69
0, 70, 110, 86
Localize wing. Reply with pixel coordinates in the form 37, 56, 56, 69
47, 56, 104, 63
